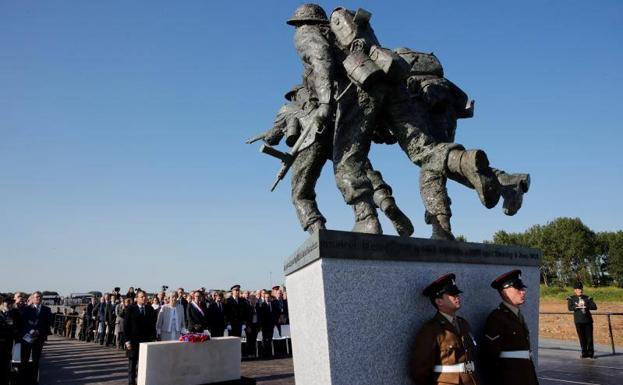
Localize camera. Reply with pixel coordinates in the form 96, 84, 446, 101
162, 285, 169, 292
114, 287, 121, 293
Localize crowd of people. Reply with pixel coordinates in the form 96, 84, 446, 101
0, 285, 289, 385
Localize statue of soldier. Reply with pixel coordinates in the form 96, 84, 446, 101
327, 6, 503, 234
394, 48, 531, 239
261, 83, 414, 236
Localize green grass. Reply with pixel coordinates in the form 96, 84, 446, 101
540, 284, 623, 302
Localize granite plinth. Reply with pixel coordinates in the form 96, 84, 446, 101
137, 337, 241, 385
284, 230, 541, 385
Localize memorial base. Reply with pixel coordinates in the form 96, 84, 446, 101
284, 230, 541, 385
138, 337, 241, 385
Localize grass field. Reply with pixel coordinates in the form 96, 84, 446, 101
540, 284, 623, 302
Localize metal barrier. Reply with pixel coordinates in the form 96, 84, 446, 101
540, 311, 623, 354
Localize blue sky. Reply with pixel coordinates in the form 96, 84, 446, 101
1, 1, 621, 294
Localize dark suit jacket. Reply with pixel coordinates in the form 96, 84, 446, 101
20, 305, 53, 339
224, 297, 251, 325
206, 302, 226, 332
186, 302, 209, 332
257, 302, 275, 332
123, 304, 157, 347
567, 294, 597, 323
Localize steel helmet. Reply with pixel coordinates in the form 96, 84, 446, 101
287, 4, 329, 26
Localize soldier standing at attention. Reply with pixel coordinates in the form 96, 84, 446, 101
410, 274, 478, 385
482, 270, 539, 385
567, 281, 597, 359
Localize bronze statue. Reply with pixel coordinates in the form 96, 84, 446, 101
248, 4, 530, 240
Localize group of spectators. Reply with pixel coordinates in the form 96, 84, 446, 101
61, 285, 289, 355
2, 285, 289, 385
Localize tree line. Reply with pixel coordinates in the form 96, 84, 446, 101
490, 217, 623, 287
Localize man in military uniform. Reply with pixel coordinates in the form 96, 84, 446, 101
410, 274, 478, 385
482, 270, 539, 385
224, 285, 251, 337
395, 48, 531, 240
567, 281, 597, 358
328, 7, 504, 233
261, 83, 414, 236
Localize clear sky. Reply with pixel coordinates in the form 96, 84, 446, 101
1, 1, 621, 295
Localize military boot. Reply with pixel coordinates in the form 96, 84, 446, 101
374, 190, 414, 237
352, 198, 382, 234
495, 171, 531, 216
446, 149, 501, 209
429, 214, 455, 241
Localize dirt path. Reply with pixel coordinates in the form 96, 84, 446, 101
539, 301, 623, 346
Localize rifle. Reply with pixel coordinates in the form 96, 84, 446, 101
245, 133, 265, 144
259, 113, 319, 192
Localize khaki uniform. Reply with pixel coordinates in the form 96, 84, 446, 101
410, 312, 479, 385
481, 303, 539, 385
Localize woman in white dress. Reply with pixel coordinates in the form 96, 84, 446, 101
156, 292, 186, 341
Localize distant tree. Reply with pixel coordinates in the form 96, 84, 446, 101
492, 218, 599, 286
598, 231, 623, 287
456, 235, 467, 242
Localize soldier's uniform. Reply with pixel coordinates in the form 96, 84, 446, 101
567, 281, 597, 358
410, 274, 479, 385
482, 270, 539, 385
265, 84, 413, 236
395, 48, 531, 240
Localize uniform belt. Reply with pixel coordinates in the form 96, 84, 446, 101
499, 350, 531, 359
433, 361, 475, 373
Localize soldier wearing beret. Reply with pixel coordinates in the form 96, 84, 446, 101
409, 274, 479, 385
482, 270, 539, 385
567, 281, 597, 359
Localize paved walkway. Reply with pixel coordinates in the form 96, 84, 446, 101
39, 336, 623, 385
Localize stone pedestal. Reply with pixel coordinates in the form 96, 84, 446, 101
137, 337, 241, 385
284, 230, 541, 385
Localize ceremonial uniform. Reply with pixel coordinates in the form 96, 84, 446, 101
410, 273, 479, 385
482, 270, 539, 385
411, 312, 478, 385
567, 282, 597, 358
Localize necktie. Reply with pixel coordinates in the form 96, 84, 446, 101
140, 306, 144, 315
452, 317, 460, 333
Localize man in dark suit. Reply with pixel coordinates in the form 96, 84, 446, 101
85, 296, 96, 342
272, 286, 288, 335
258, 291, 276, 358
186, 291, 209, 333
206, 292, 226, 337
224, 285, 251, 337
20, 291, 53, 385
124, 289, 157, 385
106, 294, 118, 346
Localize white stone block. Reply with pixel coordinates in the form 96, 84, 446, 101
137, 337, 241, 385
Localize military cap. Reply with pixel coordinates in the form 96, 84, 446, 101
272, 285, 281, 291
422, 273, 462, 298
491, 269, 527, 290
573, 281, 584, 290
230, 284, 241, 291
284, 85, 304, 101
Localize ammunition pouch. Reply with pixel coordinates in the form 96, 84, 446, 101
342, 51, 384, 90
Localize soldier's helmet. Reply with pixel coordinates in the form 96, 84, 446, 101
287, 4, 329, 26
